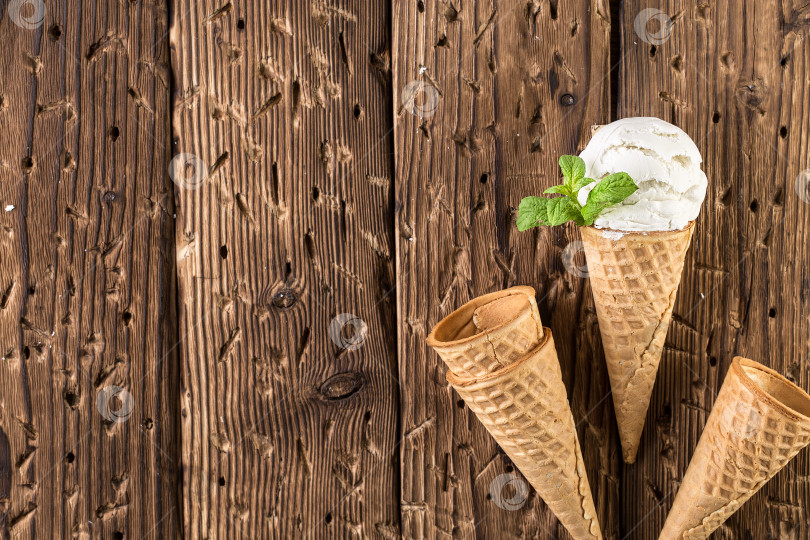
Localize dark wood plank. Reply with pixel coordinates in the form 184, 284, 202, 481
0, 0, 178, 538
169, 0, 399, 537
393, 1, 616, 538
618, 1, 810, 538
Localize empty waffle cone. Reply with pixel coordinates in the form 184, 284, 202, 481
446, 330, 602, 540
580, 223, 695, 463
659, 358, 810, 539
426, 286, 544, 379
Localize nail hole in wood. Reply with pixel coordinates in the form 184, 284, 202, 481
457, 399, 464, 408
709, 356, 717, 367
505, 463, 514, 473
480, 173, 488, 184
143, 418, 153, 430
549, 0, 558, 19
363, 411, 371, 422
122, 311, 132, 326
649, 45, 657, 58
28, 286, 35, 295
48, 24, 62, 41
662, 404, 672, 416
749, 199, 759, 212
780, 56, 789, 67
780, 126, 787, 138
64, 392, 79, 409
237, 18, 245, 30
311, 186, 320, 202
102, 191, 118, 205
272, 289, 297, 309
353, 104, 363, 120
110, 126, 120, 141
220, 245, 228, 259
65, 452, 75, 463
22, 156, 34, 172
325, 513, 333, 524
768, 308, 776, 318
416, 0, 424, 13
114, 533, 124, 540
218, 476, 225, 487
23, 346, 30, 359
712, 112, 720, 123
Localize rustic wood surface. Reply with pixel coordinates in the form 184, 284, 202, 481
170, 0, 399, 538
392, 1, 620, 538
1, 0, 809, 538
619, 2, 810, 539
0, 0, 178, 538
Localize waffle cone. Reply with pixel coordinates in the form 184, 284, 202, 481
446, 330, 602, 540
426, 286, 543, 378
660, 358, 810, 539
580, 223, 695, 463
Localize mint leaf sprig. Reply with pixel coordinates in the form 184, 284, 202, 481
517, 155, 639, 231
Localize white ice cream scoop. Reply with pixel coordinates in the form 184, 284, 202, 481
577, 117, 708, 231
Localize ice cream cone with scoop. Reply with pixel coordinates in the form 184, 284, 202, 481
427, 286, 602, 540
517, 117, 708, 463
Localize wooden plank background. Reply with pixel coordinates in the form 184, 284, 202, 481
619, 2, 810, 539
170, 0, 400, 538
0, 0, 809, 538
392, 1, 621, 539
0, 0, 178, 538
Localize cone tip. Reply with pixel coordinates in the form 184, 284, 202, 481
622, 447, 638, 465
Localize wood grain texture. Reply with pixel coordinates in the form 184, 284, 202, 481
618, 1, 810, 538
169, 0, 399, 537
0, 0, 807, 538
393, 1, 618, 538
0, 0, 178, 539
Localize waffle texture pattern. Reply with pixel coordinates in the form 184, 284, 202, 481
580, 223, 694, 463
659, 358, 810, 539
448, 331, 602, 540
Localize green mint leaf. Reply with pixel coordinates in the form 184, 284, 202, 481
517, 157, 637, 232
559, 155, 586, 183
544, 185, 570, 196
572, 176, 596, 193
517, 196, 549, 231
580, 202, 603, 225
545, 197, 584, 227
585, 172, 638, 208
